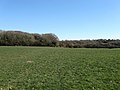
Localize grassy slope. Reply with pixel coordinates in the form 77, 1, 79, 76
0, 47, 120, 90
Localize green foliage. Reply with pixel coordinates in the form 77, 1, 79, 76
0, 47, 120, 89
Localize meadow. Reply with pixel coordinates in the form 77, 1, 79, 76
0, 47, 120, 90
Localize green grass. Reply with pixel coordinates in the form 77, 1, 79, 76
0, 47, 120, 90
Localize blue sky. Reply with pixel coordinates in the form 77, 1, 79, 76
0, 0, 120, 40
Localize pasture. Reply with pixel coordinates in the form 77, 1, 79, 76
0, 47, 120, 90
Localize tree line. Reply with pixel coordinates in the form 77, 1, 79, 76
59, 39, 120, 48
0, 30, 120, 48
0, 30, 59, 47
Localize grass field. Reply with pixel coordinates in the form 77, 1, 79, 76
0, 47, 120, 90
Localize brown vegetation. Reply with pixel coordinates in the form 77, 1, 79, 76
0, 30, 120, 48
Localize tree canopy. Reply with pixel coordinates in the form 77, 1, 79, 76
0, 30, 59, 47
0, 30, 120, 48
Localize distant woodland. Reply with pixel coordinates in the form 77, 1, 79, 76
0, 30, 120, 48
